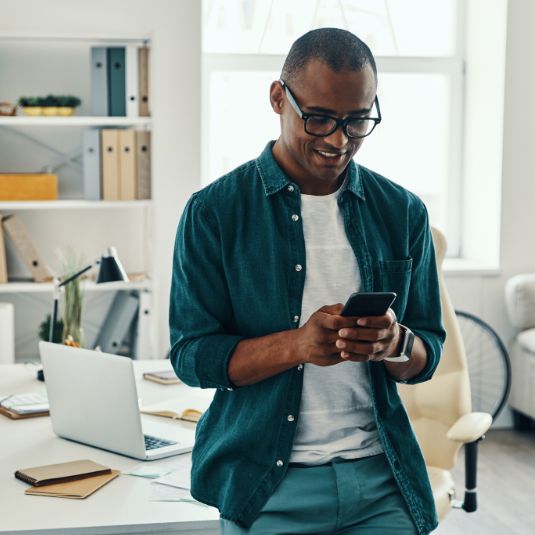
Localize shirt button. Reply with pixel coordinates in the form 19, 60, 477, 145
287, 415, 295, 422
276, 460, 284, 467
291, 214, 299, 222
297, 364, 303, 371
295, 264, 302, 272
292, 315, 299, 323
227, 387, 233, 391
287, 185, 295, 192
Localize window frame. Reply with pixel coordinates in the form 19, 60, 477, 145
201, 1, 467, 257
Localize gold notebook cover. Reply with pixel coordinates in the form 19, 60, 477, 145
25, 470, 120, 499
15, 459, 111, 486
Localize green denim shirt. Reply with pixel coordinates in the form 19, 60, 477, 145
169, 142, 446, 533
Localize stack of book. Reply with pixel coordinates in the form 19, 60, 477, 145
0, 392, 49, 419
83, 128, 151, 201
90, 45, 150, 117
15, 460, 119, 499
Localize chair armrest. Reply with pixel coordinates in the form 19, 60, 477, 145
447, 412, 493, 443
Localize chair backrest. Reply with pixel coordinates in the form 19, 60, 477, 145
397, 227, 472, 470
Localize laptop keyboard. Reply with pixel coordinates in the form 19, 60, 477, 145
144, 434, 178, 450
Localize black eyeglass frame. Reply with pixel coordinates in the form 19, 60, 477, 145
280, 80, 382, 139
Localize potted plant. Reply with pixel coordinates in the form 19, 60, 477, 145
57, 95, 81, 116
17, 94, 82, 116
17, 96, 41, 116
41, 95, 61, 116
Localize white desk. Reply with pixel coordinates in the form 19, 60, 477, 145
0, 360, 220, 535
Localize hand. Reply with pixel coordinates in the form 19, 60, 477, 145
295, 304, 362, 366
335, 309, 401, 362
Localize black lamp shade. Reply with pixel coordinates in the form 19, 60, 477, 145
96, 247, 129, 284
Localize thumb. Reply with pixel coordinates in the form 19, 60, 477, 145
318, 303, 344, 315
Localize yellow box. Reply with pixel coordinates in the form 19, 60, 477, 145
0, 174, 58, 201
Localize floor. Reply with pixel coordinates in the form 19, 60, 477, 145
434, 429, 535, 535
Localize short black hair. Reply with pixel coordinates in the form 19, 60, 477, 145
281, 28, 377, 85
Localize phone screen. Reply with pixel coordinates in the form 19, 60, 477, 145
341, 292, 397, 317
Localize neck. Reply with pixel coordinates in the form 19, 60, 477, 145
272, 139, 345, 195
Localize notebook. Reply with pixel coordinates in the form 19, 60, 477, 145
142, 370, 181, 385
15, 460, 111, 486
0, 392, 49, 419
25, 470, 120, 499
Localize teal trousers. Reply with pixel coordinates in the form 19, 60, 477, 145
220, 453, 419, 534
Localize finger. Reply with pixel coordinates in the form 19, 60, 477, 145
318, 303, 344, 315
321, 313, 358, 331
355, 309, 397, 329
336, 339, 386, 356
337, 327, 389, 342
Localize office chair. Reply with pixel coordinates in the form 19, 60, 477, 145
397, 227, 493, 521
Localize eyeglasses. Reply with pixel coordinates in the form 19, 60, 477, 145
280, 80, 381, 139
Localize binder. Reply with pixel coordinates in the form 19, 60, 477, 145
0, 215, 7, 283
1, 214, 52, 282
118, 129, 137, 201
82, 129, 101, 200
134, 289, 152, 358
94, 291, 139, 354
135, 130, 151, 200
107, 47, 126, 117
100, 129, 120, 201
90, 47, 108, 116
138, 46, 150, 117
126, 45, 139, 117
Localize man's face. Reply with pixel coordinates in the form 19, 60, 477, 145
271, 59, 377, 193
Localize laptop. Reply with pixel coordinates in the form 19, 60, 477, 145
39, 341, 195, 460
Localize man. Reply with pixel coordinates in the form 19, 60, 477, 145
170, 28, 445, 534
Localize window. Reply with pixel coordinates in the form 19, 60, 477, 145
202, 0, 462, 255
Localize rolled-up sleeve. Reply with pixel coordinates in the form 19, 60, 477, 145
402, 201, 446, 385
169, 194, 244, 389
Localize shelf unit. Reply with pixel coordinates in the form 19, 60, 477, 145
0, 116, 152, 126
0, 279, 152, 294
0, 32, 156, 362
0, 200, 151, 210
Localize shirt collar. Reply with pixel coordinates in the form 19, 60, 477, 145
256, 141, 365, 200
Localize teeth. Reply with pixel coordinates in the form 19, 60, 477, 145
317, 150, 343, 158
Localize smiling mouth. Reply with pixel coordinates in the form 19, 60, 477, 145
313, 149, 347, 162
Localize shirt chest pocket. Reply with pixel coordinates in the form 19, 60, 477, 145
375, 258, 413, 321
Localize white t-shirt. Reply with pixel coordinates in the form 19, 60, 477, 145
289, 186, 383, 465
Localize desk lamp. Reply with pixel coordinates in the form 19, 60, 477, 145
37, 247, 128, 381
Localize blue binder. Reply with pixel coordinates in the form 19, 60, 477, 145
107, 47, 126, 117
90, 47, 108, 116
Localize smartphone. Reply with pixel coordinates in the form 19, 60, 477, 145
341, 292, 397, 317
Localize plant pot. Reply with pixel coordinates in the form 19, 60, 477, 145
22, 106, 42, 116
42, 107, 59, 116
57, 107, 75, 116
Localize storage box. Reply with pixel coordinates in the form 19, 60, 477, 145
0, 174, 58, 201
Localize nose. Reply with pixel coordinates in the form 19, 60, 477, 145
323, 124, 348, 150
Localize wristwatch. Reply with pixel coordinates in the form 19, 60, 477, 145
384, 324, 415, 363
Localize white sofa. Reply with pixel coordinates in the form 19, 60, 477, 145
505, 274, 535, 428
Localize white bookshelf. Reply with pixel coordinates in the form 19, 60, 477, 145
0, 32, 156, 361
0, 116, 152, 127
0, 200, 152, 210
0, 279, 152, 294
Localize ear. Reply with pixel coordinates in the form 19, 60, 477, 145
270, 80, 284, 115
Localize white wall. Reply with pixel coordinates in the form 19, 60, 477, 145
0, 0, 202, 358
2, 0, 532, 423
